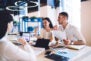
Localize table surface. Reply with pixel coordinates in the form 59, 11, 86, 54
8, 35, 91, 61
36, 46, 91, 61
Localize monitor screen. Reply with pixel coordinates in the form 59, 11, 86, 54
19, 17, 42, 35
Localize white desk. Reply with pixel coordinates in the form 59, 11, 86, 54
8, 35, 91, 61
12, 42, 91, 61
70, 46, 91, 61
37, 46, 91, 61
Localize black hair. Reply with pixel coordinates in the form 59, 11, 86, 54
0, 11, 13, 39
42, 17, 53, 28
59, 12, 68, 19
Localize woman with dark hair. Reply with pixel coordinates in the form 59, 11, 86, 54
0, 11, 36, 61
42, 17, 53, 28
35, 17, 56, 46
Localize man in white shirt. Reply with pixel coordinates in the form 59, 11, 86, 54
55, 12, 86, 45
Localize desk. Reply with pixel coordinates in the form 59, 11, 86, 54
37, 52, 53, 61
8, 35, 91, 61
12, 42, 91, 61
70, 46, 91, 61
18, 45, 52, 61
37, 46, 91, 61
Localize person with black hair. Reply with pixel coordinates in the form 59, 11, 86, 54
0, 11, 36, 61
35, 17, 56, 47
55, 12, 86, 45
42, 17, 53, 29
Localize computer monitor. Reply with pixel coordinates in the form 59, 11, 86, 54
19, 16, 42, 35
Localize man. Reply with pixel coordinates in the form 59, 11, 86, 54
57, 12, 86, 45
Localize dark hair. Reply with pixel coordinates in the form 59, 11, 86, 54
59, 12, 68, 19
42, 17, 53, 28
0, 11, 13, 39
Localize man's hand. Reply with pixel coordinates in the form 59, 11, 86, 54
63, 39, 71, 45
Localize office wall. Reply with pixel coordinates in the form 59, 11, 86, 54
28, 6, 48, 17
81, 0, 91, 46
28, 6, 57, 26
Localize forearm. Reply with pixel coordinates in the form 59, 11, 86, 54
73, 40, 86, 45
50, 36, 53, 42
5, 42, 36, 61
36, 36, 42, 39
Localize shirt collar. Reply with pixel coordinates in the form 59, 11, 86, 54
60, 24, 70, 31
65, 24, 70, 30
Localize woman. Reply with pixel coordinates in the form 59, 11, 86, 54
36, 17, 56, 46
0, 11, 36, 61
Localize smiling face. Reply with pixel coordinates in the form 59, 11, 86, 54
58, 14, 68, 25
43, 19, 50, 28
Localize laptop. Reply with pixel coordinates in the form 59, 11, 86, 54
34, 39, 50, 49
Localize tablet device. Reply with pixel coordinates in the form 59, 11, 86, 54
45, 54, 69, 61
22, 32, 30, 42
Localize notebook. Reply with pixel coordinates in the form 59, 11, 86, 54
66, 45, 85, 50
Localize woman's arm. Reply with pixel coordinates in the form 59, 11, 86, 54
4, 39, 36, 61
50, 32, 53, 42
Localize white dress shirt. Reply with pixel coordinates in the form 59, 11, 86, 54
0, 35, 36, 61
58, 24, 85, 42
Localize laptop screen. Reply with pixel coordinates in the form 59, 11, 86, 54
22, 32, 30, 42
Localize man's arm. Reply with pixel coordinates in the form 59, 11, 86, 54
63, 39, 86, 45
73, 27, 86, 45
73, 40, 86, 45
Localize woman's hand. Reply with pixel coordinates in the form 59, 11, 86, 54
18, 38, 27, 45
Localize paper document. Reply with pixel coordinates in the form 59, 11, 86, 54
55, 49, 77, 59
66, 45, 85, 50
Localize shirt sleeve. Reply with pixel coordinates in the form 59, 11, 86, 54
73, 27, 86, 43
4, 41, 36, 61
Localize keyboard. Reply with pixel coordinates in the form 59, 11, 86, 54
45, 54, 69, 61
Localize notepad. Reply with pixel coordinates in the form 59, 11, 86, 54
66, 45, 85, 50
